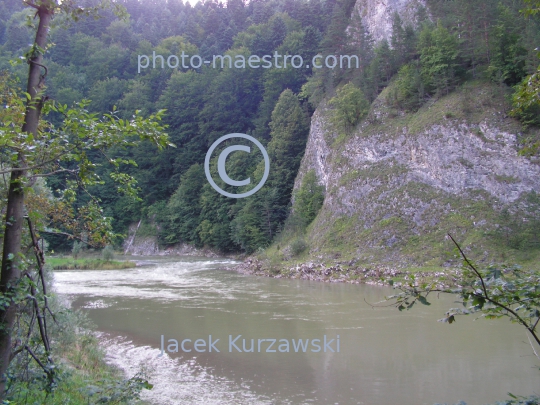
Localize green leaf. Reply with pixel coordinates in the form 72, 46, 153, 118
471, 296, 485, 309
143, 381, 153, 390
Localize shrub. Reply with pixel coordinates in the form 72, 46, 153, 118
101, 245, 115, 262
329, 83, 370, 130
510, 71, 540, 128
290, 238, 308, 256
71, 240, 83, 259
294, 170, 325, 228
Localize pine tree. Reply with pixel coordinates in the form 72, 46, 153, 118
266, 89, 310, 209
391, 12, 407, 67
230, 89, 310, 252
165, 164, 206, 245
488, 4, 528, 86
346, 8, 374, 75
418, 22, 462, 96
321, 1, 350, 54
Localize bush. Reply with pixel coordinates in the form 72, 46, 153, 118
510, 70, 540, 128
290, 238, 308, 256
294, 170, 325, 228
329, 83, 370, 130
5, 301, 151, 403
101, 245, 115, 262
71, 240, 83, 259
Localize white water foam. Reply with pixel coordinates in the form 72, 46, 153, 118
96, 332, 279, 405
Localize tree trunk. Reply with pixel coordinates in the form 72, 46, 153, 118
0, 7, 52, 398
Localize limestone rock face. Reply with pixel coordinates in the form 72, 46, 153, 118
294, 78, 540, 264
300, 110, 540, 210
354, 0, 427, 43
289, 0, 540, 266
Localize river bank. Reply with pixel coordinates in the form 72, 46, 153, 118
4, 287, 151, 404
234, 257, 462, 289
48, 257, 137, 270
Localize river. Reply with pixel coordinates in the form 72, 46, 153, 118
53, 256, 539, 405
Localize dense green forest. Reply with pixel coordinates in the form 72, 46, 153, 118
1, 0, 539, 254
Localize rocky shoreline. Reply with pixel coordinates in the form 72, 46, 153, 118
234, 258, 461, 288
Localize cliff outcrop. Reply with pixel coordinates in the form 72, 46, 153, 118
294, 80, 540, 267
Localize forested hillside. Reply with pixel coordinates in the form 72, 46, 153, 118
1, 0, 539, 257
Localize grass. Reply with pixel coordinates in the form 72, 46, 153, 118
47, 257, 136, 270
6, 325, 150, 404
5, 281, 150, 404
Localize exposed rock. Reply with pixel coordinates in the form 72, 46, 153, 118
300, 110, 540, 209
234, 258, 459, 288
293, 81, 540, 266
122, 224, 222, 257
354, 0, 427, 43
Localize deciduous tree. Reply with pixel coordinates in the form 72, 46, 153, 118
0, 0, 170, 398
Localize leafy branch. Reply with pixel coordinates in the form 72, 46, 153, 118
381, 234, 540, 352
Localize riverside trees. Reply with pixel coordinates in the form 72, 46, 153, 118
0, 0, 171, 399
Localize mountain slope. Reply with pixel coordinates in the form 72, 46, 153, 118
279, 79, 540, 269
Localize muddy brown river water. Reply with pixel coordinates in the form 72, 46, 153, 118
53, 256, 539, 405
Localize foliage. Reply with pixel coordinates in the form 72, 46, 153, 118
391, 61, 424, 111
0, 71, 172, 246
488, 5, 528, 86
293, 170, 325, 227
81, 371, 153, 404
433, 398, 540, 405
4, 285, 151, 404
328, 83, 370, 130
492, 192, 540, 251
229, 89, 310, 253
2, 0, 537, 258
418, 22, 463, 96
385, 235, 540, 357
163, 164, 206, 246
101, 245, 114, 262
2, 0, 539, 255
0, 0, 169, 395
510, 68, 540, 128
491, 395, 540, 405
290, 238, 308, 256
47, 257, 134, 270
71, 240, 83, 259
522, 0, 540, 16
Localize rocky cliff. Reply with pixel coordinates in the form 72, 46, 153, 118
283, 0, 540, 269
354, 0, 426, 42
295, 80, 540, 266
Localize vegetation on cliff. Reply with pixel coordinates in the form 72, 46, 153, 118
2, 0, 538, 260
